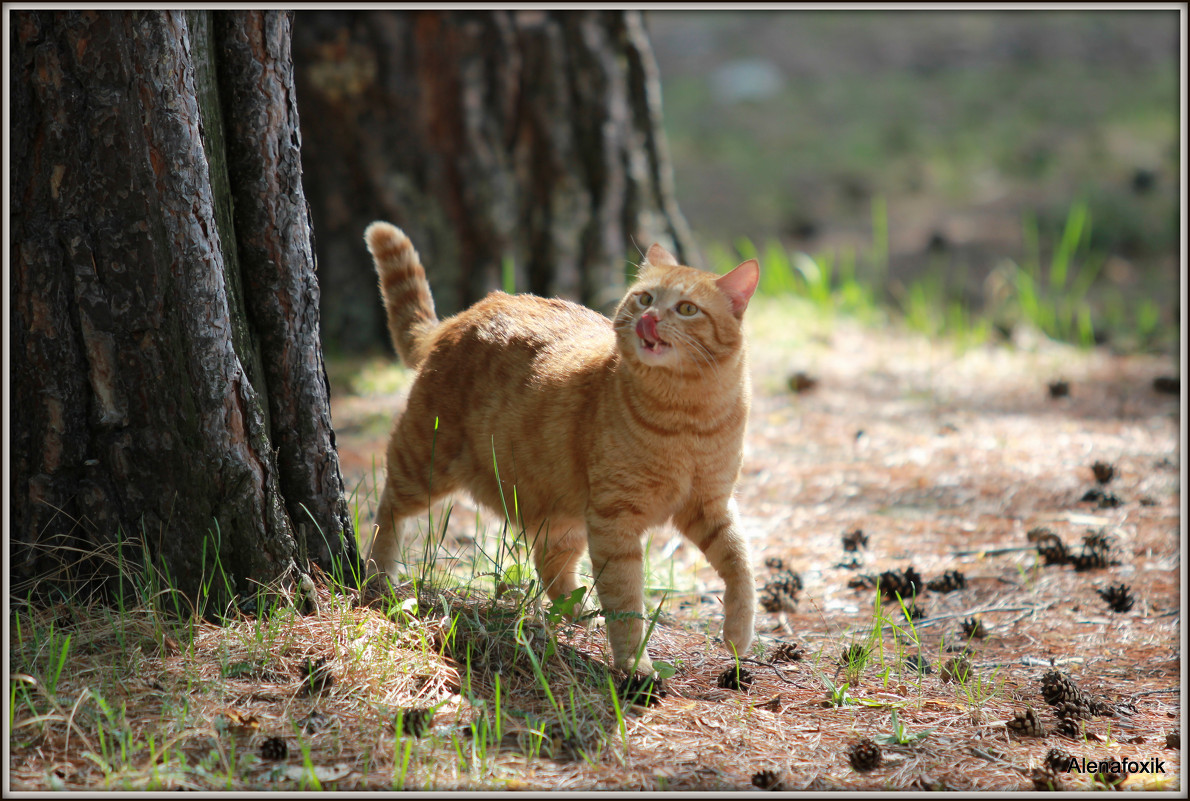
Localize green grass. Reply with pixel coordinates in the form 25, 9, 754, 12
707, 194, 1177, 353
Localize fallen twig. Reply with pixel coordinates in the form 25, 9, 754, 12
952, 546, 1037, 557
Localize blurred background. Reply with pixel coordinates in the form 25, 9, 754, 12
296, 10, 1181, 357
645, 10, 1180, 351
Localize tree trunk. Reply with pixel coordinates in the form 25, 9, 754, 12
9, 10, 357, 608
292, 10, 697, 352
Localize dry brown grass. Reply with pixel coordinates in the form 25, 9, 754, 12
8, 298, 1183, 791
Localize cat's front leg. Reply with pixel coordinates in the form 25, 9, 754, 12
585, 520, 653, 675
676, 497, 755, 658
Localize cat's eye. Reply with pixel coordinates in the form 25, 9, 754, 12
637, 292, 654, 307
676, 301, 699, 316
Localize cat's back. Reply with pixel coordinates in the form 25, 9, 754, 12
427, 292, 615, 377
408, 292, 613, 505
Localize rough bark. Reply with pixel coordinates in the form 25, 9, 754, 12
9, 10, 357, 607
292, 10, 697, 352
211, 12, 354, 566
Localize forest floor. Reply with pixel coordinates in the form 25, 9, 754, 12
329, 298, 1184, 791
8, 298, 1183, 792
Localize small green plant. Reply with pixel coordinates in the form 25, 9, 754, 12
822, 676, 855, 708
878, 709, 933, 746
546, 587, 588, 626
651, 660, 678, 681
952, 660, 1004, 711
41, 623, 73, 699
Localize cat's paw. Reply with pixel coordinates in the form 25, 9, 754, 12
362, 559, 408, 597
618, 654, 654, 677
610, 643, 654, 676
721, 619, 754, 659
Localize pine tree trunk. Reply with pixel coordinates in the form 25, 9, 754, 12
293, 10, 697, 351
9, 10, 357, 607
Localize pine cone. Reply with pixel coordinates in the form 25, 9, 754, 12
299, 656, 335, 695
847, 737, 883, 772
1072, 531, 1118, 570
1090, 698, 1117, 717
926, 569, 967, 593
1031, 766, 1064, 791
1054, 717, 1085, 738
838, 644, 869, 669
1092, 768, 1130, 790
1007, 706, 1046, 737
842, 529, 868, 552
1040, 669, 1086, 707
751, 769, 784, 790
1041, 669, 1113, 720
1091, 460, 1116, 484
788, 371, 818, 393
260, 736, 288, 761
961, 616, 987, 639
941, 656, 972, 684
878, 566, 922, 600
1081, 488, 1122, 509
773, 569, 803, 595
1096, 491, 1123, 509
1026, 525, 1055, 544
1045, 747, 1074, 772
1071, 550, 1111, 571
760, 569, 802, 613
400, 708, 434, 737
1096, 584, 1134, 613
769, 642, 804, 663
716, 665, 753, 691
903, 655, 933, 675
617, 674, 666, 707
760, 588, 798, 613
1028, 527, 1070, 566
1054, 697, 1093, 720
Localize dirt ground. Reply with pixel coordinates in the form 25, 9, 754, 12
7, 299, 1181, 792
329, 298, 1183, 791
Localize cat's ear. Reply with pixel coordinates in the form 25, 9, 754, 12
716, 259, 760, 318
644, 243, 679, 268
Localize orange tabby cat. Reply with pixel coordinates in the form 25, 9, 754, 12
363, 221, 758, 674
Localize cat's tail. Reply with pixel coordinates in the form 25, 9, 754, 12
365, 222, 439, 369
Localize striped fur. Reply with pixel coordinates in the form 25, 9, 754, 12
364, 228, 760, 674
365, 222, 438, 368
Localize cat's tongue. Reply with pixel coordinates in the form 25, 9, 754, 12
635, 313, 665, 348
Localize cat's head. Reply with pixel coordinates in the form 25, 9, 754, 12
613, 244, 759, 373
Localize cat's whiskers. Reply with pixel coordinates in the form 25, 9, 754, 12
664, 326, 721, 382
670, 327, 715, 368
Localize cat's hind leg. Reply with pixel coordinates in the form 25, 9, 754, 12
675, 497, 755, 659
366, 483, 421, 581
366, 419, 460, 581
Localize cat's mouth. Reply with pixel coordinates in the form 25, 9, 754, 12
635, 315, 671, 356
